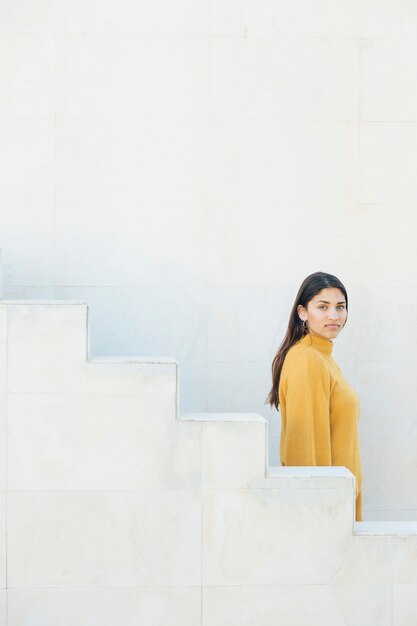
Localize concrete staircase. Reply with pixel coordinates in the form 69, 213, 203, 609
0, 301, 416, 625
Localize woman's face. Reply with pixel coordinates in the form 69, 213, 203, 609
297, 287, 347, 341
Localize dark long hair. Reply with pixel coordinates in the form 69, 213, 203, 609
265, 271, 348, 411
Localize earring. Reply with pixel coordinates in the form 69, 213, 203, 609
302, 320, 308, 331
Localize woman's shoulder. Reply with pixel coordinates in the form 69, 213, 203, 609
282, 340, 328, 375
285, 340, 324, 362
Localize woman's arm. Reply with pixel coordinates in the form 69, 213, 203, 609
280, 350, 333, 466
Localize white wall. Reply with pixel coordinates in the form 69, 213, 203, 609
0, 0, 417, 520
2, 301, 417, 626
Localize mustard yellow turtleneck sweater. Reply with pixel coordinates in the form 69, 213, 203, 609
278, 332, 363, 522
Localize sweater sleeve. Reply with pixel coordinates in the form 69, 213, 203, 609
280, 349, 333, 466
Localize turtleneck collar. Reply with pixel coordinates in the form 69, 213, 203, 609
299, 332, 333, 355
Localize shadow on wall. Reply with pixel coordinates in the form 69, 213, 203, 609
0, 250, 3, 298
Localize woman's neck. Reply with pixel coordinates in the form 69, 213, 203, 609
299, 332, 333, 355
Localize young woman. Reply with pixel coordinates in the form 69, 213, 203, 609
266, 271, 363, 522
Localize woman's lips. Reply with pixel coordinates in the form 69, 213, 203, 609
326, 324, 339, 327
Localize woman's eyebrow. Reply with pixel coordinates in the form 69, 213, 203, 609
315, 300, 346, 304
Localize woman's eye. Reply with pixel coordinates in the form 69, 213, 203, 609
319, 305, 345, 310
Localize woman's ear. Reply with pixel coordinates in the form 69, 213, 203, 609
297, 304, 306, 321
